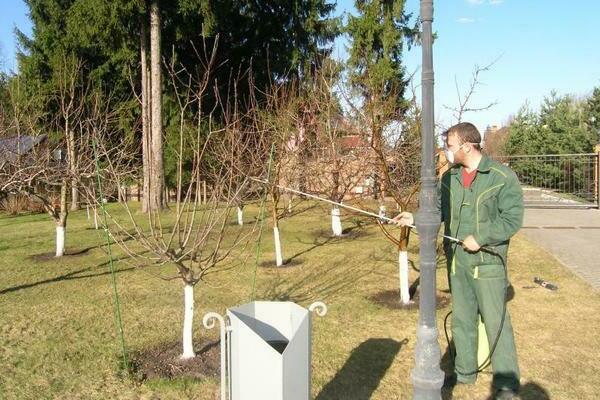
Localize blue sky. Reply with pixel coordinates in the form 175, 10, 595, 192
1, 0, 599, 134
335, 0, 600, 133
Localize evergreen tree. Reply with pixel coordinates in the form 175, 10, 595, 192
586, 87, 600, 142
346, 0, 412, 118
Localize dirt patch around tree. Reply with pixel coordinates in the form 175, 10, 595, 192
369, 289, 451, 310
312, 227, 369, 240
131, 340, 221, 381
28, 248, 94, 262
259, 258, 304, 269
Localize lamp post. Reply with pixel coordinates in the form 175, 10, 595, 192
410, 1, 445, 399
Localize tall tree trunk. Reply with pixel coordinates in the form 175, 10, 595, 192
149, 0, 164, 211
141, 13, 151, 213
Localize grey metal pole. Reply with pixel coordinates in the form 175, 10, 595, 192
411, 1, 445, 399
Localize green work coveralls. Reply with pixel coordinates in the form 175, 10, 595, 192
439, 155, 523, 391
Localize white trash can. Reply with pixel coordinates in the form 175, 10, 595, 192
203, 301, 327, 400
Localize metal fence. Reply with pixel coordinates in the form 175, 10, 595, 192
496, 153, 600, 208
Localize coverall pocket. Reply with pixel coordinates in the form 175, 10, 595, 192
474, 264, 504, 280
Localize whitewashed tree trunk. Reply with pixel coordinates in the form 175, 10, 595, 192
331, 207, 343, 236
55, 180, 68, 257
237, 206, 243, 226
181, 283, 196, 359
86, 204, 90, 220
93, 206, 99, 230
378, 204, 387, 223
273, 226, 283, 267
398, 250, 411, 304
56, 226, 65, 257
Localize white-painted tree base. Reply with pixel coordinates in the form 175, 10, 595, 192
398, 250, 411, 304
181, 283, 196, 359
56, 226, 65, 257
274, 226, 283, 267
379, 205, 387, 224
93, 208, 99, 230
237, 207, 244, 226
331, 207, 343, 236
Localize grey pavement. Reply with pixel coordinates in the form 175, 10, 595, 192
521, 208, 600, 290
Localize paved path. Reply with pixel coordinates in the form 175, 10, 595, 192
521, 208, 600, 290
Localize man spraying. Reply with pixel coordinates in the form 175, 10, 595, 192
394, 122, 523, 400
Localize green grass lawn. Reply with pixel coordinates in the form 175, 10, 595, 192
1, 201, 599, 399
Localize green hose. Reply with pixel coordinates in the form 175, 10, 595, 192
92, 139, 129, 372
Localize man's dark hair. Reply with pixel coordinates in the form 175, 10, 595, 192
443, 122, 482, 151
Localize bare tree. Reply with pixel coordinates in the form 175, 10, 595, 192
0, 76, 84, 257
256, 81, 310, 267
86, 46, 266, 359
53, 55, 89, 211
443, 58, 499, 124
339, 70, 422, 305
303, 64, 370, 236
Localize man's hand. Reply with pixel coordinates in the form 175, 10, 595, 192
462, 235, 481, 252
392, 211, 414, 227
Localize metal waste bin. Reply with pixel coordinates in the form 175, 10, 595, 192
203, 301, 327, 400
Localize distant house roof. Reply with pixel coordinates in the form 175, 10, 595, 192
0, 135, 48, 164
338, 135, 368, 151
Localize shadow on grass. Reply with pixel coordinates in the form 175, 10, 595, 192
515, 381, 551, 400
287, 235, 335, 264
0, 261, 134, 295
315, 338, 407, 400
280, 220, 368, 266
259, 262, 363, 304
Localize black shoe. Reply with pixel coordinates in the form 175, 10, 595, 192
495, 388, 517, 400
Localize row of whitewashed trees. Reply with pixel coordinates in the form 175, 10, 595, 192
0, 50, 441, 360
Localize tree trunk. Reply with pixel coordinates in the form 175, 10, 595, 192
56, 225, 65, 257
378, 204, 387, 223
70, 182, 79, 211
93, 205, 99, 230
65, 123, 79, 211
273, 225, 283, 267
181, 283, 196, 359
56, 180, 69, 257
398, 249, 411, 304
331, 206, 343, 236
141, 10, 151, 213
237, 206, 244, 226
149, 0, 164, 211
